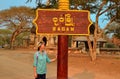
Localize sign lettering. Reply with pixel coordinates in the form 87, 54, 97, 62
33, 9, 92, 35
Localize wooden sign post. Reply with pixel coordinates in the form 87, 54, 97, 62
57, 0, 69, 79
33, 0, 92, 79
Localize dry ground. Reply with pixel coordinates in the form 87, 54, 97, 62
0, 48, 120, 79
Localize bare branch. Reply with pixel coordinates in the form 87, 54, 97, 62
26, 0, 32, 3
95, 1, 107, 34
99, 5, 118, 16
94, 3, 104, 39
9, 20, 17, 27
21, 28, 31, 32
3, 19, 17, 29
46, 0, 50, 6
97, 1, 106, 16
98, 16, 116, 37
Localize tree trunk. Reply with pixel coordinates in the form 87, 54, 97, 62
10, 32, 16, 49
10, 30, 21, 49
93, 37, 97, 61
87, 36, 96, 61
87, 36, 94, 61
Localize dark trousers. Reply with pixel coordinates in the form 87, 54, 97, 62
35, 74, 46, 79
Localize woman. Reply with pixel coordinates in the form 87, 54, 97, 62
33, 42, 57, 79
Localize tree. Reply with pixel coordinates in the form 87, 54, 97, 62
106, 0, 120, 23
112, 36, 120, 47
15, 32, 30, 47
69, 0, 120, 61
70, 0, 97, 10
87, 0, 120, 61
105, 21, 120, 47
26, 0, 58, 9
105, 22, 120, 39
0, 29, 12, 47
0, 6, 35, 49
70, 0, 119, 61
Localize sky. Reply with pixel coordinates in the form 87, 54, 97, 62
0, 0, 109, 29
0, 0, 36, 10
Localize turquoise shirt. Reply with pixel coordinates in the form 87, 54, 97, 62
33, 51, 51, 74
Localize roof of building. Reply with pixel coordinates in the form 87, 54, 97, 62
73, 35, 106, 42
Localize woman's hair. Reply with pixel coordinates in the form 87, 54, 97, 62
37, 46, 41, 51
42, 37, 47, 46
37, 42, 45, 51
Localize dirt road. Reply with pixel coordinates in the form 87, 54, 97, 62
0, 49, 57, 79
0, 49, 120, 79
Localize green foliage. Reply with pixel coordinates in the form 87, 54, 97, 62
0, 29, 12, 46
69, 0, 120, 22
104, 0, 120, 22
0, 6, 35, 30
0, 6, 35, 48
0, 29, 12, 34
0, 36, 4, 46
15, 32, 30, 46
26, 0, 58, 9
69, 0, 99, 13
105, 43, 117, 48
113, 27, 120, 39
105, 22, 120, 39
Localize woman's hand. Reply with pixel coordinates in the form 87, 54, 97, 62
50, 55, 57, 62
33, 67, 37, 78
34, 72, 37, 78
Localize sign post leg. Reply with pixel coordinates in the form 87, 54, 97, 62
57, 0, 69, 79
57, 35, 68, 79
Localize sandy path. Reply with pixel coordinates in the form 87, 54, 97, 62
0, 49, 120, 79
0, 49, 57, 79
0, 55, 34, 79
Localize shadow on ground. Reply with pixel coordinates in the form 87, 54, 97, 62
70, 70, 95, 79
47, 70, 95, 79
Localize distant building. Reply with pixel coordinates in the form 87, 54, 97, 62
73, 35, 107, 51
